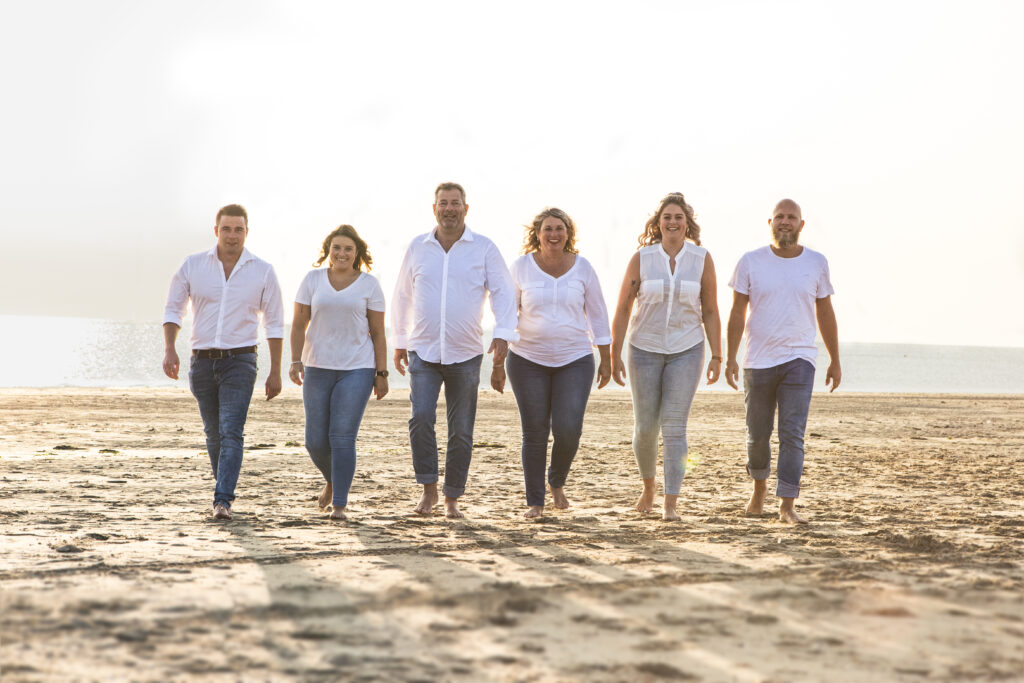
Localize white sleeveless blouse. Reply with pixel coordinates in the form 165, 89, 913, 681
628, 242, 707, 354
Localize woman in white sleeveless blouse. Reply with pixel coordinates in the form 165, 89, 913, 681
611, 193, 722, 521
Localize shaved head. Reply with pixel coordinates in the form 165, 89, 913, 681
773, 198, 802, 218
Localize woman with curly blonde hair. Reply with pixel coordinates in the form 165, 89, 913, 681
501, 207, 612, 518
610, 193, 722, 521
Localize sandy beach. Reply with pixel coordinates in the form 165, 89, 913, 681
1, 387, 1022, 682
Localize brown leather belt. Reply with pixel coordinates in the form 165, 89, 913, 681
192, 346, 257, 359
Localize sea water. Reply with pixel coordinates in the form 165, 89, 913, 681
1, 315, 1022, 394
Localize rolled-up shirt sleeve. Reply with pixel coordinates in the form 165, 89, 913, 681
484, 242, 519, 343
260, 265, 285, 339
163, 259, 190, 327
583, 265, 612, 346
391, 244, 415, 348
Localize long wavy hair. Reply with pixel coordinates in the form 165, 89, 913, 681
638, 192, 702, 247
522, 207, 579, 255
313, 224, 373, 271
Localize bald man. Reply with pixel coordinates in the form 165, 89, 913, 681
725, 199, 841, 523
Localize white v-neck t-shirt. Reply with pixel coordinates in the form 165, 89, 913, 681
295, 269, 385, 370
509, 254, 612, 367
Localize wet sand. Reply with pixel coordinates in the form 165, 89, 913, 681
1, 388, 1022, 682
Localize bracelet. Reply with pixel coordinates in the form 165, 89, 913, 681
290, 361, 303, 366
711, 356, 723, 362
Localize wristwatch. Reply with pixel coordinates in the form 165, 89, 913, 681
375, 370, 389, 378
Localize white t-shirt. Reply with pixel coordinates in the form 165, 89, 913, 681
509, 254, 612, 367
728, 245, 834, 369
295, 270, 385, 370
628, 242, 708, 354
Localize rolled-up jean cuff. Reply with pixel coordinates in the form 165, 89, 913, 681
442, 484, 465, 499
415, 473, 439, 485
748, 466, 770, 481
776, 480, 800, 498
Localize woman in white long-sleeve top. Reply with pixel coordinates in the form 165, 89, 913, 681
611, 193, 722, 521
501, 207, 612, 519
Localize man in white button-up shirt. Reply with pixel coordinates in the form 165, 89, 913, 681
392, 182, 518, 519
162, 204, 285, 521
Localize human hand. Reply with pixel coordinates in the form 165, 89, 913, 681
162, 348, 179, 380
706, 358, 721, 385
374, 375, 389, 400
394, 349, 408, 376
288, 361, 304, 386
490, 364, 506, 394
611, 355, 626, 386
265, 373, 282, 401
596, 359, 611, 389
825, 362, 842, 392
725, 359, 740, 390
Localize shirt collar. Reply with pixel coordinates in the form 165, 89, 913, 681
207, 245, 254, 267
424, 225, 475, 244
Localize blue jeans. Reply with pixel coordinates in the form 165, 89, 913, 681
188, 353, 258, 508
743, 358, 815, 498
408, 352, 483, 499
506, 351, 595, 507
302, 366, 375, 508
627, 343, 704, 496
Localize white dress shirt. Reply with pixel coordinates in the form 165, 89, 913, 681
164, 246, 285, 349
392, 226, 518, 365
509, 254, 612, 367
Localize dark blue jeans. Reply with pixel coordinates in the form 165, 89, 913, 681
743, 358, 815, 498
188, 353, 258, 508
302, 366, 375, 508
506, 351, 595, 507
408, 351, 483, 499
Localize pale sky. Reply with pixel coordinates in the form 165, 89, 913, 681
2, 1, 1022, 347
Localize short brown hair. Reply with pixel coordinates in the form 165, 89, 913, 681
522, 207, 579, 255
313, 225, 373, 272
215, 204, 248, 224
638, 192, 701, 247
434, 182, 466, 204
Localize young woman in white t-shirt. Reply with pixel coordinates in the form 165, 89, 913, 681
501, 207, 612, 519
611, 193, 722, 521
288, 225, 389, 521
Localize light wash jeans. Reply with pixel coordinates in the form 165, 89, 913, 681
506, 351, 595, 507
188, 352, 258, 509
627, 342, 704, 495
408, 351, 482, 499
302, 366, 375, 508
743, 358, 815, 498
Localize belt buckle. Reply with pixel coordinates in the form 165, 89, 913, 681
210, 349, 226, 359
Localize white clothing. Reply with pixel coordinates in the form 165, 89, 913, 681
164, 246, 284, 348
392, 226, 518, 364
295, 270, 385, 370
509, 254, 612, 367
728, 245, 834, 369
628, 243, 708, 354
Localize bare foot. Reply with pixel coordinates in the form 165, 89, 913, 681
745, 479, 767, 516
318, 482, 333, 510
779, 499, 807, 524
414, 484, 438, 515
662, 493, 680, 521
328, 507, 347, 521
444, 497, 464, 519
635, 477, 656, 514
212, 504, 233, 521
549, 486, 569, 509
524, 505, 543, 519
